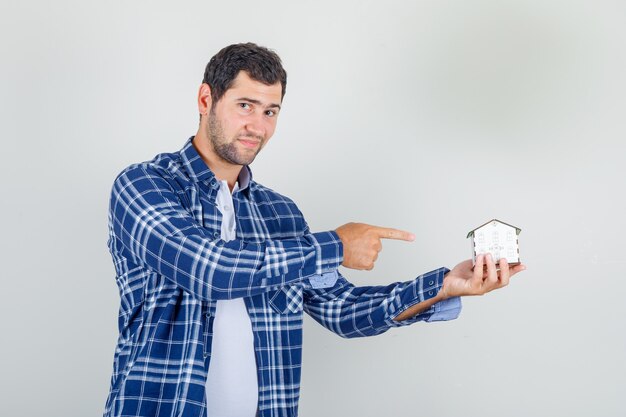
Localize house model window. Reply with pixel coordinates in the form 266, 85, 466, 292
467, 219, 521, 265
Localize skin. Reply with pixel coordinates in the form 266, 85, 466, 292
193, 70, 527, 319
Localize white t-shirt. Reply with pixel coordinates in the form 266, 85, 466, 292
205, 178, 258, 417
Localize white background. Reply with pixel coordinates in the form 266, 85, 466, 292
1, 1, 625, 416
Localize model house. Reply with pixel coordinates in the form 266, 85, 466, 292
467, 219, 521, 265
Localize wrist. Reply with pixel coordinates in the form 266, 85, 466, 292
439, 273, 452, 300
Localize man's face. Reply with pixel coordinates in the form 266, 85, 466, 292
205, 71, 282, 166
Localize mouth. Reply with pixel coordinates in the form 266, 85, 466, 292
238, 137, 262, 149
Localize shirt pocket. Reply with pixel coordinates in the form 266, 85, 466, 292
268, 285, 303, 315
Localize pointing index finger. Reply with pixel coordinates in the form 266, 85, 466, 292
372, 226, 415, 242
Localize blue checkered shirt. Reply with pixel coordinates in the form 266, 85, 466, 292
104, 137, 461, 417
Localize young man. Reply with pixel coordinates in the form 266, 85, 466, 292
104, 43, 525, 417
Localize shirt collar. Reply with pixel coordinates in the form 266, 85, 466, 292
180, 137, 253, 193
237, 163, 251, 192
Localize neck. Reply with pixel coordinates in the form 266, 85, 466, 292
192, 130, 241, 191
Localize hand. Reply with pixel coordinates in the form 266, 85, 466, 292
440, 254, 526, 299
335, 222, 415, 270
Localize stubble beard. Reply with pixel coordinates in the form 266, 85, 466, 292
207, 108, 264, 166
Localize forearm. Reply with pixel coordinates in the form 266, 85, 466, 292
393, 291, 446, 321
136, 231, 341, 300
392, 271, 462, 322
305, 268, 458, 338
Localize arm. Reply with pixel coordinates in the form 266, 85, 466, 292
109, 164, 342, 301
303, 268, 459, 338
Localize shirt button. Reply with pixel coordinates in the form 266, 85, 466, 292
213, 232, 220, 238
429, 280, 434, 285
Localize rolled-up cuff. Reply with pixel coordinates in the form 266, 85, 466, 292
309, 231, 344, 275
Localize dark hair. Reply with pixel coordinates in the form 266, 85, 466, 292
202, 43, 287, 104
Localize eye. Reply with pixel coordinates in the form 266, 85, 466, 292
265, 109, 276, 117
239, 103, 251, 110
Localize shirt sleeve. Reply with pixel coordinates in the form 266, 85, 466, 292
108, 164, 343, 301
302, 268, 461, 338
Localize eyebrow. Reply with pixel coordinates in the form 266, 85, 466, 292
237, 97, 281, 110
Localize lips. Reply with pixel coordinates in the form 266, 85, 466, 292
238, 137, 261, 149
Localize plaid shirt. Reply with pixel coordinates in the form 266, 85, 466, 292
104, 137, 460, 417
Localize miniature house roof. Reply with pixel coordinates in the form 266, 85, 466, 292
466, 219, 521, 238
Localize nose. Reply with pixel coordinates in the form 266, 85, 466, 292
244, 112, 266, 139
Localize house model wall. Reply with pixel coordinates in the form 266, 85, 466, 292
467, 219, 521, 265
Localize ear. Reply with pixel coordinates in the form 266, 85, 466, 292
197, 83, 213, 117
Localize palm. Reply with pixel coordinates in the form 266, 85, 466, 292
442, 255, 525, 298
443, 260, 477, 297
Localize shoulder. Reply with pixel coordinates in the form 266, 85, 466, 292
112, 151, 186, 194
